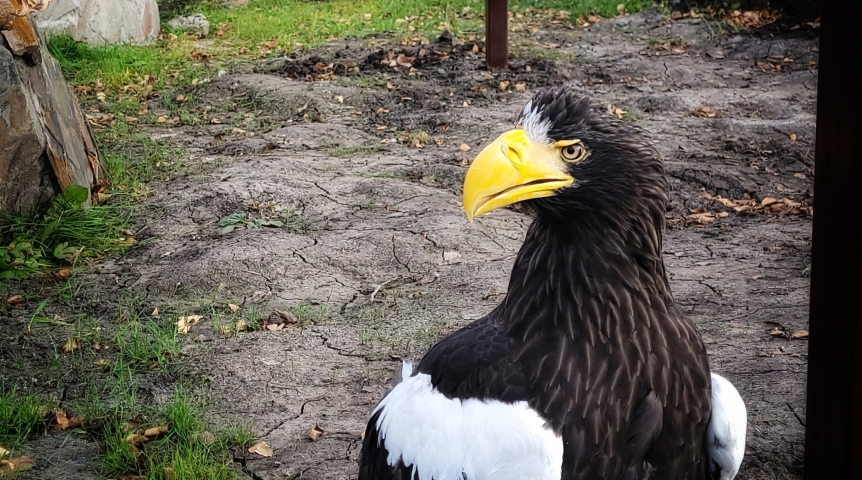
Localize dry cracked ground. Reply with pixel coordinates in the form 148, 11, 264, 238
7, 8, 817, 480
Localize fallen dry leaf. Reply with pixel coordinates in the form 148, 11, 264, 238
0, 447, 8, 458
499, 80, 510, 91
769, 327, 785, 337
50, 409, 82, 432
151, 308, 160, 317
761, 197, 778, 207
458, 144, 471, 152
142, 425, 168, 438
118, 474, 141, 480
196, 430, 215, 445
792, 330, 809, 340
126, 434, 149, 447
0, 457, 34, 475
790, 133, 797, 142
63, 336, 82, 353
235, 319, 248, 331
307, 424, 325, 442
5, 295, 24, 306
176, 315, 204, 334
248, 441, 273, 457
163, 466, 176, 479
275, 309, 299, 324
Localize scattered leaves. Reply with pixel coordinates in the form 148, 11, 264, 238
307, 424, 325, 441
725, 8, 781, 29
248, 441, 273, 457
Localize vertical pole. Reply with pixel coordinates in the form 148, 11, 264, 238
484, 0, 507, 69
804, 0, 862, 478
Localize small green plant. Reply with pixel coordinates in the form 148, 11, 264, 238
218, 213, 284, 234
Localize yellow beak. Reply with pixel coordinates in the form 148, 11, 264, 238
463, 129, 574, 221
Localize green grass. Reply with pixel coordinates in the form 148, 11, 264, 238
0, 185, 131, 279
47, 0, 653, 96
96, 389, 249, 479
0, 389, 48, 454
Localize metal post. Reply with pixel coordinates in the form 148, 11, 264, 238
484, 0, 507, 69
804, 0, 862, 478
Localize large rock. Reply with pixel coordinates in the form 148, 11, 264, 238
33, 0, 159, 45
0, 19, 102, 215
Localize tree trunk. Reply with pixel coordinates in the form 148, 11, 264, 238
0, 0, 103, 216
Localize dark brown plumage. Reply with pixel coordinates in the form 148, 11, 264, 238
359, 87, 712, 480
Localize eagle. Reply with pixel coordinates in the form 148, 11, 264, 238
358, 87, 747, 480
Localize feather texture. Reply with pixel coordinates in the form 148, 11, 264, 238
707, 374, 747, 480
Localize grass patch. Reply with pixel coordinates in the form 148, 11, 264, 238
328, 145, 386, 157
0, 185, 131, 280
47, 0, 654, 97
0, 388, 48, 454
94, 389, 249, 479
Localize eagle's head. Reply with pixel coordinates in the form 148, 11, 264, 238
463, 87, 666, 234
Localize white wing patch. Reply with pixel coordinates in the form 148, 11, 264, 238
519, 100, 552, 144
373, 364, 563, 480
707, 373, 747, 480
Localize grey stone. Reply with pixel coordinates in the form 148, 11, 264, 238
167, 13, 209, 36
33, 0, 159, 46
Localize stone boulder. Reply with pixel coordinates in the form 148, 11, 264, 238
167, 13, 209, 36
33, 0, 159, 45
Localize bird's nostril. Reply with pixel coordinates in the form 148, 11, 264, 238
503, 143, 521, 165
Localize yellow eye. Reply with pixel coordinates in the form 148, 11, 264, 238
560, 142, 586, 162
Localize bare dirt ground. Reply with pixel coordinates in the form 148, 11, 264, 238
3, 8, 817, 479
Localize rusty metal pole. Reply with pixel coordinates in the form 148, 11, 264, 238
484, 0, 507, 69
804, 0, 862, 478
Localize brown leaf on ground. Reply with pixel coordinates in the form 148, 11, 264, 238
725, 8, 781, 29
307, 424, 325, 441
248, 441, 273, 457
142, 425, 168, 438
0, 457, 34, 475
769, 327, 785, 337
228, 303, 240, 313
63, 336, 82, 353
5, 295, 24, 306
694, 104, 718, 118
274, 309, 299, 324
125, 434, 149, 447
163, 467, 176, 479
176, 315, 204, 334
0, 447, 8, 458
792, 330, 809, 340
50, 409, 82, 432
235, 319, 248, 331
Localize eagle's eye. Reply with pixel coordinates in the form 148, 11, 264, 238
560, 142, 587, 163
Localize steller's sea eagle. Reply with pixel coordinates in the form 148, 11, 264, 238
358, 87, 747, 480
